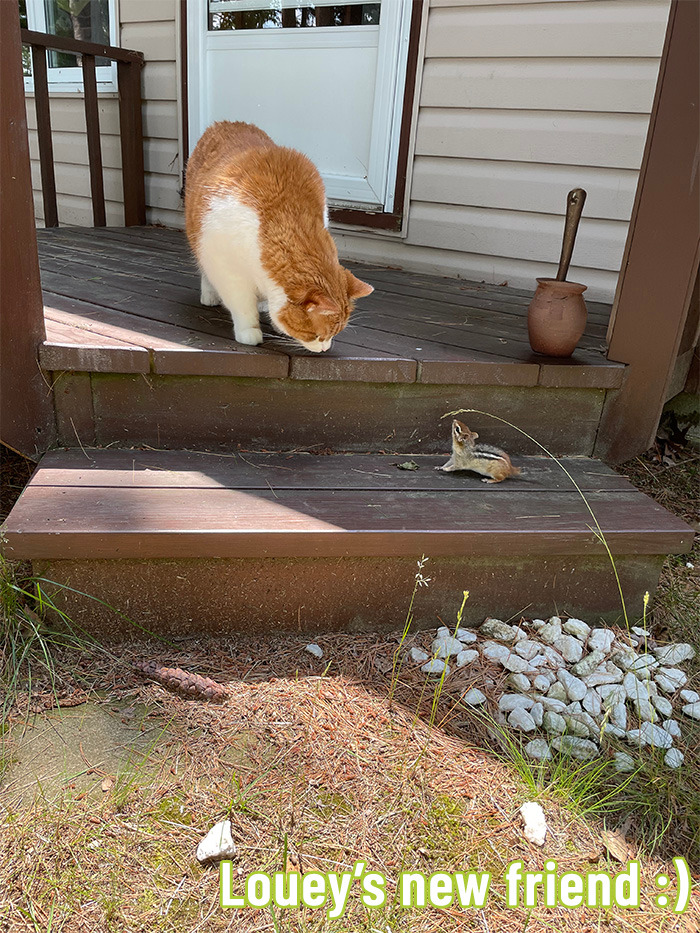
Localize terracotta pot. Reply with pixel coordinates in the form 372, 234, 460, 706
527, 277, 588, 357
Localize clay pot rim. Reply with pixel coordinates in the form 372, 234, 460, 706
535, 277, 587, 294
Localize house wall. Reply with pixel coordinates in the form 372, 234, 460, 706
27, 0, 183, 228
336, 0, 672, 300
27, 0, 671, 302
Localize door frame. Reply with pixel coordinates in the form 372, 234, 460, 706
179, 0, 424, 232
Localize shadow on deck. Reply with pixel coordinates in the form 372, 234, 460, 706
37, 226, 623, 390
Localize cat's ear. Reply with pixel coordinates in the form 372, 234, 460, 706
303, 291, 339, 315
344, 269, 374, 300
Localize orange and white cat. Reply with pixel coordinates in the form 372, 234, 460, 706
184, 121, 373, 352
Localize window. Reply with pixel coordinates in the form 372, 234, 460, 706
21, 0, 118, 92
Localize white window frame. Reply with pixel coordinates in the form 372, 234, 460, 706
23, 0, 119, 94
188, 0, 413, 213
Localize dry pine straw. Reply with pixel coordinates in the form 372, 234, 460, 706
2, 633, 698, 933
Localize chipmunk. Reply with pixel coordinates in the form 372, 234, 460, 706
436, 420, 521, 483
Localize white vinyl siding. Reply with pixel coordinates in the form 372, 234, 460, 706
337, 0, 671, 301
28, 0, 182, 228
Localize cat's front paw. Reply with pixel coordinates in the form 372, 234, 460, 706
235, 327, 264, 346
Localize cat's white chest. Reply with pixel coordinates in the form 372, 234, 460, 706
198, 193, 286, 313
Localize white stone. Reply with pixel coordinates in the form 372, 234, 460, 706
632, 697, 657, 723
613, 752, 636, 773
305, 643, 323, 659
530, 702, 544, 727
509, 708, 537, 732
628, 722, 674, 748
503, 653, 536, 674
623, 672, 647, 701
409, 647, 429, 664
546, 682, 568, 702
601, 722, 627, 739
513, 628, 527, 642
557, 669, 587, 702
421, 659, 449, 675
539, 645, 567, 668
629, 654, 659, 674
654, 667, 688, 693
533, 675, 552, 693
598, 684, 626, 706
506, 673, 532, 693
499, 694, 534, 712
583, 690, 602, 717
432, 635, 464, 659
455, 628, 477, 644
531, 618, 547, 630
611, 645, 639, 670
611, 703, 628, 729
680, 689, 700, 704
543, 711, 567, 734
631, 626, 650, 639
572, 650, 607, 677
582, 663, 624, 687
651, 694, 673, 718
514, 639, 542, 660
480, 641, 511, 663
462, 687, 487, 706
539, 697, 567, 712
551, 736, 599, 760
578, 710, 601, 737
654, 643, 696, 665
456, 649, 479, 668
563, 716, 590, 738
553, 634, 584, 663
519, 802, 547, 846
480, 618, 517, 642
566, 700, 583, 714
525, 739, 552, 762
664, 748, 684, 769
681, 702, 700, 720
563, 618, 591, 640
197, 820, 237, 863
436, 627, 451, 640
662, 719, 681, 738
587, 628, 616, 653
538, 618, 563, 644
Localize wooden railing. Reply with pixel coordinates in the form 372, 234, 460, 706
21, 29, 146, 227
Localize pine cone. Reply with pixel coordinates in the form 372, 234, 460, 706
133, 661, 228, 703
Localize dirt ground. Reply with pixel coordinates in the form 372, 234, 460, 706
1, 441, 699, 932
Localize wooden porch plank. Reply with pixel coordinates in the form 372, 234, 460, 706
42, 297, 291, 379
3, 485, 691, 560
42, 318, 150, 373
29, 449, 637, 493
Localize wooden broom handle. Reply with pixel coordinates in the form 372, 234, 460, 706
556, 188, 587, 281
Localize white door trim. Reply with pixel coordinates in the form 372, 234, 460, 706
186, 1, 412, 212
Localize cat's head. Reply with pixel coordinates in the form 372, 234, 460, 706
272, 268, 373, 352
453, 420, 478, 446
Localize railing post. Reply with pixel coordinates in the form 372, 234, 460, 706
118, 60, 146, 226
82, 53, 107, 226
0, 4, 56, 457
30, 43, 59, 227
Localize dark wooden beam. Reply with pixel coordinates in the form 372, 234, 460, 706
82, 54, 106, 227
0, 4, 56, 458
117, 60, 146, 226
30, 44, 58, 227
20, 28, 143, 65
596, 0, 700, 463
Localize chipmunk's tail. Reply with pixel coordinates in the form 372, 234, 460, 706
511, 465, 523, 477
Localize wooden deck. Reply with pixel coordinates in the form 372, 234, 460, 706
38, 226, 624, 389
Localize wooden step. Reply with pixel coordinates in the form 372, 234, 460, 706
37, 227, 625, 457
2, 449, 692, 636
